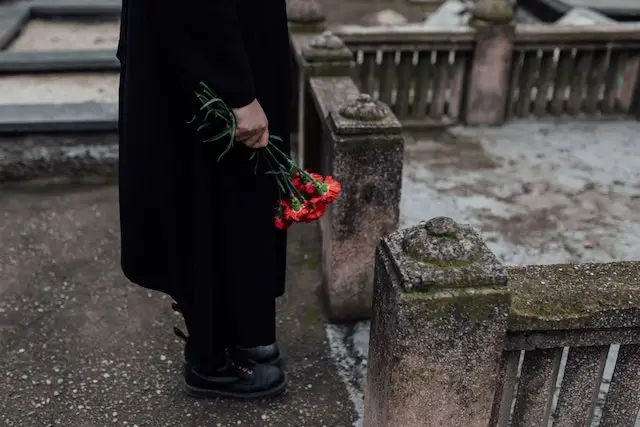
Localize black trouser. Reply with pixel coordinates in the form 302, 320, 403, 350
173, 136, 282, 366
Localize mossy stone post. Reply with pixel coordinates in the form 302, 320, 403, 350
363, 217, 510, 427
318, 89, 403, 322
464, 0, 515, 126
295, 31, 354, 170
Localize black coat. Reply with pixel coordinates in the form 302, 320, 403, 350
117, 0, 291, 303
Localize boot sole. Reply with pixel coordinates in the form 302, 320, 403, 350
184, 376, 287, 400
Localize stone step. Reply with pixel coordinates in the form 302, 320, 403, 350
0, 72, 118, 104
6, 18, 120, 52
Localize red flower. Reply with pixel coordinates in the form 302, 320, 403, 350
323, 176, 341, 202
275, 216, 291, 230
292, 172, 304, 191
303, 202, 326, 222
283, 196, 308, 222
312, 176, 341, 203
298, 172, 323, 195
274, 201, 292, 229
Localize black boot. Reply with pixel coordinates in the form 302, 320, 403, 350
235, 343, 281, 366
183, 351, 287, 400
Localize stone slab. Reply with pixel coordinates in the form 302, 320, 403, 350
0, 6, 29, 50
0, 49, 118, 72
0, 132, 118, 181
0, 102, 117, 133
28, 0, 121, 18
0, 73, 119, 104
7, 18, 120, 51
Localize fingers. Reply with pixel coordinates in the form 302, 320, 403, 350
243, 132, 262, 148
255, 129, 269, 148
235, 123, 266, 142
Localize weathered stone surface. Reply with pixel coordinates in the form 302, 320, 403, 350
363, 217, 510, 427
0, 102, 117, 133
0, 132, 118, 181
385, 217, 507, 292
464, 23, 514, 125
286, 0, 325, 23
7, 18, 120, 52
28, 1, 121, 18
470, 0, 515, 26
308, 77, 404, 322
507, 262, 640, 331
0, 5, 29, 50
300, 31, 354, 72
0, 50, 119, 72
338, 94, 387, 121
286, 0, 325, 33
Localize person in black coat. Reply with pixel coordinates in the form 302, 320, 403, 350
117, 0, 291, 400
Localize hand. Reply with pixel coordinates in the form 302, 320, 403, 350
232, 99, 269, 149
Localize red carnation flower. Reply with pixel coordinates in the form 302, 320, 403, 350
303, 202, 327, 222
284, 196, 308, 222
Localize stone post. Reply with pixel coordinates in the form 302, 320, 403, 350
296, 31, 354, 171
286, 0, 326, 34
464, 0, 516, 126
319, 90, 404, 322
286, 0, 326, 142
363, 217, 510, 427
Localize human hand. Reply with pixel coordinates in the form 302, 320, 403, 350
232, 99, 269, 149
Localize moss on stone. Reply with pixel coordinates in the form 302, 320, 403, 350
420, 258, 477, 268
507, 262, 640, 331
306, 307, 322, 325
404, 287, 510, 321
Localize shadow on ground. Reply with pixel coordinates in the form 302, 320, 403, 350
0, 184, 357, 427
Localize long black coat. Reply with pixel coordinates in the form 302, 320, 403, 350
117, 0, 291, 303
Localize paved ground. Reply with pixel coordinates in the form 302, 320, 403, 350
0, 184, 357, 427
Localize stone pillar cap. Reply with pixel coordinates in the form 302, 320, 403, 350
339, 93, 387, 121
383, 217, 507, 292
286, 0, 326, 23
471, 0, 515, 24
301, 31, 353, 62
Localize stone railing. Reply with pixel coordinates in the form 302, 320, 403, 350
508, 24, 640, 120
315, 0, 640, 127
364, 217, 640, 427
287, 0, 405, 322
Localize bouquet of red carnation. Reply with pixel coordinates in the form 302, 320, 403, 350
192, 82, 341, 229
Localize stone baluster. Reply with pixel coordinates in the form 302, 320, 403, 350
363, 217, 510, 426
464, 0, 516, 126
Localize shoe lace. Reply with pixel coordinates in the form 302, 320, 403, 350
172, 302, 189, 342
